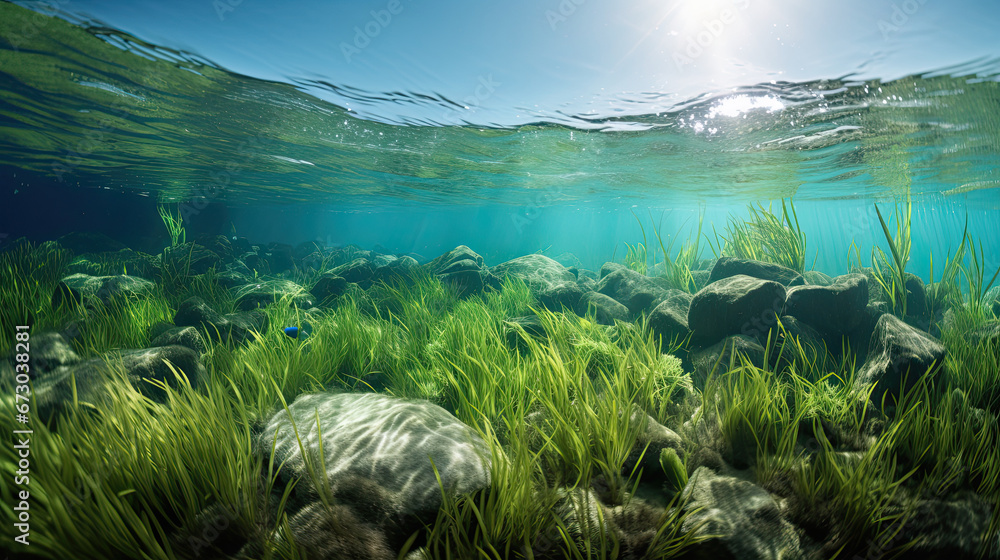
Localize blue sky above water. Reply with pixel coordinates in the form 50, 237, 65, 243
28, 0, 1000, 126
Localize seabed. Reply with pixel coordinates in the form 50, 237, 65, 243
2, 200, 1000, 560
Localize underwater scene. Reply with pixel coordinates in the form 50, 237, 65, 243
2, 0, 1000, 558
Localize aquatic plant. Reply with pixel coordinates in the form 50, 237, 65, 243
870, 195, 912, 318
623, 212, 650, 275
0, 240, 74, 354
157, 204, 186, 248
717, 198, 808, 273
649, 210, 706, 293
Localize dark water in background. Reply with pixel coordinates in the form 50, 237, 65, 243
1, 1, 999, 278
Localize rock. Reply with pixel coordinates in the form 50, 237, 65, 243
195, 235, 234, 263
162, 243, 221, 275
764, 316, 830, 372
150, 326, 207, 356
690, 270, 711, 292
983, 286, 1000, 317
293, 240, 326, 260
2, 331, 80, 381
264, 243, 295, 273
622, 406, 684, 484
648, 290, 693, 345
66, 248, 161, 279
904, 272, 927, 319
312, 275, 350, 302
784, 273, 868, 334
504, 315, 547, 352
857, 314, 946, 403
967, 320, 1000, 346
709, 257, 805, 287
596, 268, 669, 315
887, 491, 999, 559
174, 297, 269, 345
802, 270, 833, 286
599, 262, 628, 278
372, 255, 419, 285
280, 503, 395, 560
425, 246, 499, 297
216, 269, 251, 290
680, 467, 805, 560
260, 392, 491, 534
538, 282, 584, 311
847, 304, 887, 362
329, 258, 375, 288
234, 280, 313, 310
94, 275, 156, 306
690, 335, 766, 389
577, 292, 629, 325
553, 252, 584, 269
28, 345, 204, 422
687, 275, 786, 342
53, 274, 155, 308
491, 254, 577, 291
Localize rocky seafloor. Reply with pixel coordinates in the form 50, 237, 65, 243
3, 232, 1000, 560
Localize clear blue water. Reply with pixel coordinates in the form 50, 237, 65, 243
1, 0, 999, 279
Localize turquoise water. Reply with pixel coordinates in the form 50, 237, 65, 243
0, 2, 998, 278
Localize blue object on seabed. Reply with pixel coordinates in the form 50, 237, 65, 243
283, 326, 300, 339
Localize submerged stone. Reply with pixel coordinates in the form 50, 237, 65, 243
857, 313, 946, 403
260, 392, 491, 534
709, 257, 805, 287
784, 273, 868, 334
425, 245, 499, 297
687, 275, 786, 342
680, 467, 805, 560
174, 296, 268, 345
577, 291, 629, 325
596, 267, 669, 314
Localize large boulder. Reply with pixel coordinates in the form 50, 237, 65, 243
260, 392, 491, 541
492, 254, 583, 310
709, 257, 805, 287
174, 296, 268, 345
329, 258, 375, 288
577, 292, 629, 325
648, 290, 693, 345
596, 268, 669, 315
491, 254, 576, 290
233, 280, 313, 310
311, 274, 350, 302
53, 273, 155, 308
150, 325, 207, 357
680, 467, 805, 560
857, 314, 946, 403
425, 246, 499, 297
14, 345, 204, 422
162, 242, 221, 275
690, 335, 766, 389
784, 273, 868, 334
687, 275, 786, 342
372, 255, 419, 285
